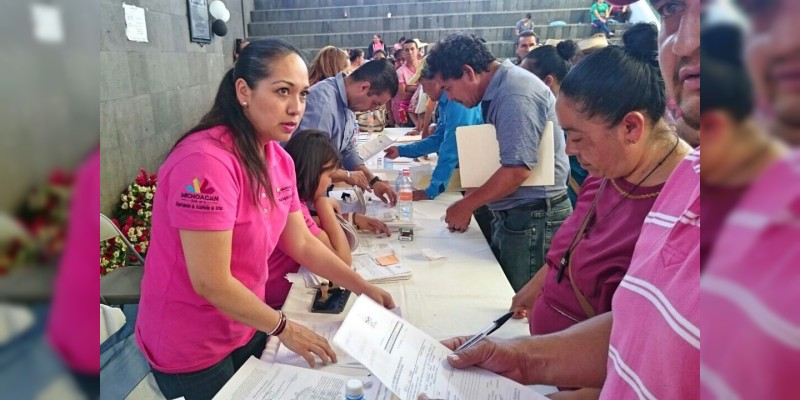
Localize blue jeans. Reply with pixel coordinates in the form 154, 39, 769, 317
593, 19, 612, 36
151, 331, 267, 400
491, 195, 572, 292
101, 305, 150, 400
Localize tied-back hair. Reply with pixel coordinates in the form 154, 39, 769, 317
171, 38, 306, 206
349, 48, 364, 63
283, 130, 341, 202
309, 46, 349, 85
523, 40, 578, 83
349, 59, 400, 97
560, 23, 665, 127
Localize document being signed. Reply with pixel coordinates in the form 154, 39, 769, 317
333, 296, 546, 400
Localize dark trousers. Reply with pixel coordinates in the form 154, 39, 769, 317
151, 331, 267, 400
593, 19, 612, 36
473, 205, 494, 246
611, 9, 631, 23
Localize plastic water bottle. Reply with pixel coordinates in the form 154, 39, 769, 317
394, 171, 403, 194
398, 169, 413, 222
345, 379, 364, 400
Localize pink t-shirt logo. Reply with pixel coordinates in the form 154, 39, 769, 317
185, 177, 216, 194
276, 185, 293, 203
178, 177, 222, 210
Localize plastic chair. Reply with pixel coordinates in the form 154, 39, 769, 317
100, 213, 145, 305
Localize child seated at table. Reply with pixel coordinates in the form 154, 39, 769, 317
266, 130, 389, 309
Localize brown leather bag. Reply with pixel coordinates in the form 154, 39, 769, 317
356, 109, 386, 132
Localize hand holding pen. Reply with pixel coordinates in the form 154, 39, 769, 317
435, 312, 532, 385
454, 312, 514, 352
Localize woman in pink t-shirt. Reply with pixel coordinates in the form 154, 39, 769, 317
509, 22, 692, 346
266, 129, 389, 309
136, 39, 394, 400
366, 34, 385, 59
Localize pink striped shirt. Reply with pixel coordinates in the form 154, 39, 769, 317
601, 149, 700, 399
701, 150, 800, 399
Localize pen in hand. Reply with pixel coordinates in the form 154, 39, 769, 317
454, 311, 514, 352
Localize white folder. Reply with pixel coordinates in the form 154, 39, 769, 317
455, 122, 555, 188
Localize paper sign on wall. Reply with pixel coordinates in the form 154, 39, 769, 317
123, 3, 148, 43
456, 122, 555, 188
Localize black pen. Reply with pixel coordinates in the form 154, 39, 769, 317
454, 312, 514, 352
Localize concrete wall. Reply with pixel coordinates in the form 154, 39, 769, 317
249, 0, 607, 59
100, 0, 250, 213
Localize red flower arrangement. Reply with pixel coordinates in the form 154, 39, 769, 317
100, 168, 156, 276
0, 170, 74, 275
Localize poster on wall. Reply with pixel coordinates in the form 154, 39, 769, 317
122, 3, 148, 43
187, 0, 211, 44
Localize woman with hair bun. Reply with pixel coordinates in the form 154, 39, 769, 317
510, 23, 693, 342
520, 40, 587, 205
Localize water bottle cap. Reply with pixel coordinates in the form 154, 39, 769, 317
346, 379, 364, 396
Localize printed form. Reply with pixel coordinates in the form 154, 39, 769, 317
213, 356, 394, 400
333, 296, 547, 400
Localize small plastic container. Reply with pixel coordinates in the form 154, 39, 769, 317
345, 379, 364, 400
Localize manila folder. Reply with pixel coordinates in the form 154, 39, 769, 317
455, 122, 555, 188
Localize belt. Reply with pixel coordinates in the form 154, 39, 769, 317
494, 192, 569, 214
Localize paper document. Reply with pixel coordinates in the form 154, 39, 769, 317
272, 309, 403, 369
213, 356, 394, 400
456, 123, 555, 187
291, 253, 412, 288
352, 236, 396, 256
122, 3, 148, 43
394, 135, 423, 143
352, 254, 412, 283
333, 296, 547, 400
274, 320, 361, 368
358, 134, 395, 161
366, 207, 418, 230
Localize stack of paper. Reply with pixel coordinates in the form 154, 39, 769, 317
213, 356, 395, 400
351, 254, 412, 284
287, 253, 412, 289
367, 207, 418, 230
352, 236, 396, 256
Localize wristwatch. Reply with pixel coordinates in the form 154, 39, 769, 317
369, 176, 381, 188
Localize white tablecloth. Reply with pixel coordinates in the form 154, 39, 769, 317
264, 128, 556, 395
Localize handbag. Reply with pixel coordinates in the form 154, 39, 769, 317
356, 109, 386, 132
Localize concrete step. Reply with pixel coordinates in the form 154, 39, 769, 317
284, 40, 518, 61
255, 0, 594, 12
256, 25, 630, 60
252, 0, 493, 22
251, 23, 612, 50
248, 9, 591, 36
251, 0, 593, 22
